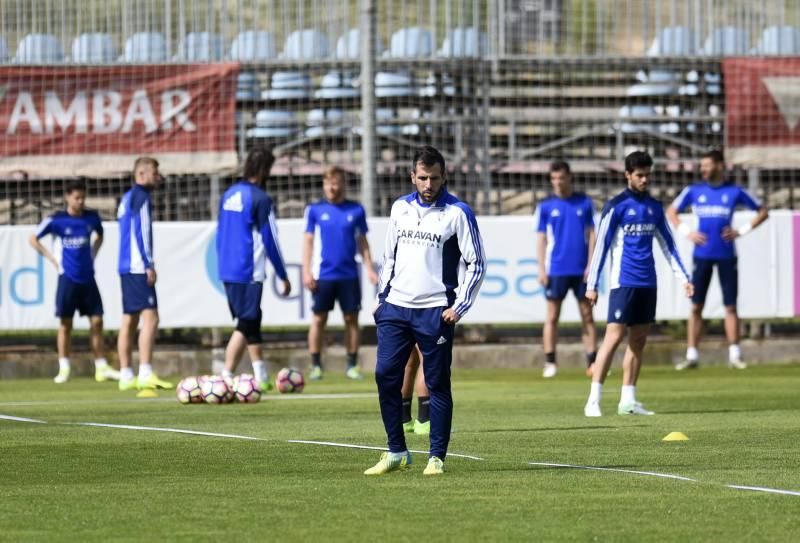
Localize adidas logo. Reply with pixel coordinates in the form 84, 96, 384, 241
614, 309, 622, 319
551, 209, 561, 217
321, 213, 330, 221
698, 194, 707, 203
223, 191, 244, 212
627, 208, 637, 216
576, 209, 583, 216
436, 336, 447, 345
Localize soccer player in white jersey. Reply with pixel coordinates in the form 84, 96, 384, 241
666, 150, 769, 370
365, 146, 486, 476
583, 151, 693, 417
536, 160, 597, 378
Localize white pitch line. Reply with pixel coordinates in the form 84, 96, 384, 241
67, 422, 266, 441
0, 414, 48, 424
529, 462, 697, 482
0, 392, 375, 408
726, 484, 800, 497
288, 439, 484, 461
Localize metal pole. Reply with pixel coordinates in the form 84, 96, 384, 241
360, 0, 376, 216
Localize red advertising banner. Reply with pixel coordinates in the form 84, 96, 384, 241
723, 57, 800, 168
0, 63, 239, 177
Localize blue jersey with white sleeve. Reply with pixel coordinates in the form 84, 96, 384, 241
117, 184, 153, 275
216, 180, 288, 284
671, 181, 761, 260
587, 189, 689, 291
36, 210, 103, 284
304, 200, 369, 280
535, 192, 595, 276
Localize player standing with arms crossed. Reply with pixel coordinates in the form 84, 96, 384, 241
217, 147, 291, 390
301, 166, 379, 381
117, 157, 172, 391
365, 146, 486, 476
666, 150, 769, 370
29, 179, 119, 384
536, 160, 598, 378
583, 151, 693, 417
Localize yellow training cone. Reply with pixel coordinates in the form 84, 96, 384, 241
662, 432, 689, 441
136, 389, 159, 399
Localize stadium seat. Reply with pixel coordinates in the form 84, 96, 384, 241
71, 33, 116, 63
230, 31, 277, 61
123, 32, 167, 62
335, 28, 384, 59
236, 72, 261, 101
15, 33, 64, 63
754, 25, 800, 55
438, 27, 488, 57
647, 26, 697, 56
179, 32, 224, 61
263, 30, 330, 100
376, 27, 433, 98
0, 36, 8, 61
247, 110, 297, 138
314, 71, 359, 99
703, 26, 749, 55
305, 108, 346, 137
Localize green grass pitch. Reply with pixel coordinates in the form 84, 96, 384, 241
1, 365, 798, 541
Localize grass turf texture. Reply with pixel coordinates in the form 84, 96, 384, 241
1, 365, 798, 542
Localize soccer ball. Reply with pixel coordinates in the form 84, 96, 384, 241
233, 374, 262, 403
201, 375, 233, 404
275, 367, 304, 394
176, 376, 203, 404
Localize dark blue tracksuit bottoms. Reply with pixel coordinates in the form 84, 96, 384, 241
374, 302, 455, 460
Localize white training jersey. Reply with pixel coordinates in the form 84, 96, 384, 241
377, 189, 486, 317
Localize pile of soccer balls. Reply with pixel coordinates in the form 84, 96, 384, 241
176, 368, 305, 405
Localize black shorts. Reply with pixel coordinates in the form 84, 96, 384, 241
55, 275, 103, 318
224, 281, 263, 321
120, 273, 158, 315
312, 278, 362, 314
608, 287, 657, 326
545, 275, 587, 302
691, 258, 738, 307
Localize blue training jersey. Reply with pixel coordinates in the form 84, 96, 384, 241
36, 210, 103, 283
117, 184, 153, 275
304, 199, 369, 280
671, 181, 761, 260
587, 188, 689, 290
535, 192, 595, 276
216, 180, 288, 284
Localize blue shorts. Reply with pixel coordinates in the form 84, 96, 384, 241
312, 278, 362, 314
608, 287, 657, 326
120, 273, 158, 315
55, 275, 103, 318
545, 275, 586, 301
224, 282, 263, 321
691, 258, 738, 307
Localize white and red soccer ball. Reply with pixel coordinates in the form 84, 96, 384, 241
176, 376, 203, 404
275, 367, 305, 394
200, 375, 234, 404
233, 374, 262, 403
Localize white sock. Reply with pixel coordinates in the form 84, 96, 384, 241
389, 450, 408, 460
588, 382, 603, 404
138, 363, 153, 381
729, 344, 741, 362
252, 360, 267, 383
620, 385, 636, 405
94, 358, 108, 368
686, 347, 699, 361
121, 367, 135, 381
222, 369, 234, 379
58, 357, 70, 371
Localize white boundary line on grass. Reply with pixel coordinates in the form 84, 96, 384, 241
528, 462, 698, 482
65, 422, 266, 441
726, 485, 800, 497
0, 414, 48, 424
288, 440, 485, 461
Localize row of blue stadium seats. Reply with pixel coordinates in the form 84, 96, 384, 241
0, 27, 487, 63
244, 107, 425, 139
